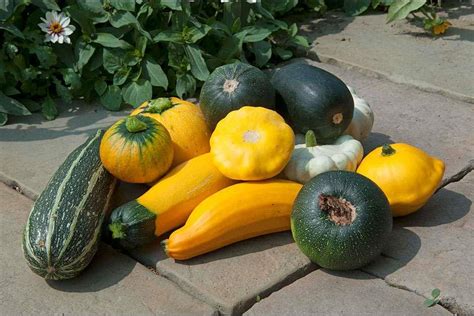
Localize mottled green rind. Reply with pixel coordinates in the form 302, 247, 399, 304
108, 200, 157, 249
199, 62, 275, 129
291, 170, 392, 270
271, 63, 354, 144
22, 130, 116, 280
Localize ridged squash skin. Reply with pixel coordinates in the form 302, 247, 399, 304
164, 180, 303, 260
108, 153, 236, 249
357, 143, 445, 217
22, 130, 116, 280
291, 171, 392, 270
199, 62, 275, 129
100, 115, 174, 183
271, 63, 354, 144
210, 106, 295, 180
131, 97, 211, 167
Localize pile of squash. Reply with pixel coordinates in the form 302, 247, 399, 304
22, 62, 445, 280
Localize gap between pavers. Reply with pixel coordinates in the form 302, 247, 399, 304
244, 269, 451, 315
298, 8, 474, 103
0, 183, 217, 315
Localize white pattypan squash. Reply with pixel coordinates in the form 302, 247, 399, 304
284, 131, 364, 183
344, 86, 374, 141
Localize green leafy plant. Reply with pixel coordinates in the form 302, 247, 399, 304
0, 0, 317, 125
424, 288, 441, 307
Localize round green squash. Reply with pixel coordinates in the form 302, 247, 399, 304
199, 62, 275, 129
291, 170, 392, 270
271, 63, 354, 144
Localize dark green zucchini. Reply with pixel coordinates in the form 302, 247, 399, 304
22, 130, 116, 280
271, 63, 354, 144
199, 62, 275, 129
291, 170, 392, 270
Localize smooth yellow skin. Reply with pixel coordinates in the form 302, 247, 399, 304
100, 118, 173, 184
137, 153, 235, 236
131, 97, 211, 167
165, 180, 303, 260
357, 143, 445, 217
210, 106, 295, 181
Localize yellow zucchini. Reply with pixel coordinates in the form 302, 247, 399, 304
163, 180, 303, 260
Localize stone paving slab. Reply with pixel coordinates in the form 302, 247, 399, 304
363, 173, 474, 315
0, 183, 216, 315
244, 269, 450, 315
299, 6, 474, 102
130, 232, 315, 315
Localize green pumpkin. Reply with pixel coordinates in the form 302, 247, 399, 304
271, 63, 354, 144
199, 62, 275, 129
291, 170, 392, 270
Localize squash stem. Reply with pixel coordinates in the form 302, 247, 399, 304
145, 98, 174, 114
125, 116, 148, 133
109, 222, 126, 239
161, 239, 170, 257
305, 130, 317, 147
381, 144, 396, 156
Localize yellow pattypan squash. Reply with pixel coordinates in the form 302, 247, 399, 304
357, 143, 445, 217
210, 106, 295, 181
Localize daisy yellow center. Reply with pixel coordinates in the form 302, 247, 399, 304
49, 22, 63, 34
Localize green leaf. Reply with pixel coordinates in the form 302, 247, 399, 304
100, 85, 122, 111
0, 112, 7, 126
94, 79, 107, 96
144, 58, 168, 89
110, 0, 135, 11
344, 0, 371, 16
218, 35, 245, 61
30, 46, 57, 68
61, 69, 82, 90
137, 36, 147, 57
0, 92, 31, 116
253, 41, 272, 67
55, 82, 73, 104
113, 67, 131, 86
103, 49, 123, 73
232, 18, 241, 33
275, 47, 293, 60
423, 298, 438, 308
75, 40, 96, 71
241, 26, 273, 43
110, 11, 138, 28
122, 79, 152, 108
372, 0, 382, 8
289, 23, 298, 37
42, 96, 58, 121
0, 23, 24, 38
78, 0, 106, 14
31, 0, 60, 10
161, 0, 181, 10
153, 30, 183, 43
65, 5, 95, 35
184, 25, 212, 44
184, 44, 209, 81
290, 35, 310, 48
93, 33, 133, 49
3, 86, 20, 96
176, 74, 196, 99
387, 0, 426, 23
431, 288, 441, 298
21, 99, 42, 113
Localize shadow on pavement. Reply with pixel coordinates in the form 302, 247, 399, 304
46, 243, 136, 292
362, 132, 394, 154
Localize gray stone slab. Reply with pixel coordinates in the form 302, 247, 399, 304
130, 233, 315, 315
244, 269, 450, 315
0, 183, 216, 316
0, 102, 128, 200
363, 174, 474, 315
301, 7, 474, 102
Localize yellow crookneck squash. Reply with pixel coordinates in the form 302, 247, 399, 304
210, 106, 295, 181
107, 153, 236, 249
357, 143, 445, 217
100, 115, 174, 184
131, 97, 211, 167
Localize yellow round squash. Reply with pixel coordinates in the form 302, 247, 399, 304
210, 106, 294, 180
131, 97, 211, 167
100, 115, 174, 184
357, 143, 445, 217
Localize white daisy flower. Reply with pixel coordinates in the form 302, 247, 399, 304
38, 11, 76, 44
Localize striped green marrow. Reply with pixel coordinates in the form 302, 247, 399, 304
22, 130, 116, 280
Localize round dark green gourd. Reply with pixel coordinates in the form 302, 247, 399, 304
199, 62, 275, 129
291, 170, 392, 270
22, 130, 116, 280
271, 63, 354, 144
